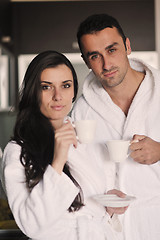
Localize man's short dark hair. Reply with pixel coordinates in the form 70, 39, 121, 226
77, 14, 127, 54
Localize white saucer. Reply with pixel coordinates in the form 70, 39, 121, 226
92, 194, 136, 207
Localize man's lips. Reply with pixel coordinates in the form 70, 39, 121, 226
103, 70, 117, 78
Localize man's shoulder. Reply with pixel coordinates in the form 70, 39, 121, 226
129, 58, 160, 75
74, 95, 86, 106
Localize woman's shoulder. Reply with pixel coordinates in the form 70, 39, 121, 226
3, 141, 21, 164
4, 141, 21, 153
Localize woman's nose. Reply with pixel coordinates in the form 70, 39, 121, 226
52, 89, 62, 101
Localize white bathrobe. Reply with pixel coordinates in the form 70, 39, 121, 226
1, 141, 122, 240
72, 58, 160, 240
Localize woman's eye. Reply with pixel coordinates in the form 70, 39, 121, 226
41, 85, 52, 91
63, 83, 71, 89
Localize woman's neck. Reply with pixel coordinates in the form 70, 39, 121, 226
50, 118, 64, 130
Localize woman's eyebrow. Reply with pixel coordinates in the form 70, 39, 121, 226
41, 80, 73, 84
41, 81, 52, 84
62, 80, 73, 83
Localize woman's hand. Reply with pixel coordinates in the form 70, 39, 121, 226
105, 189, 128, 217
51, 121, 77, 174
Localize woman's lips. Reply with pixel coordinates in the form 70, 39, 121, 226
51, 105, 64, 111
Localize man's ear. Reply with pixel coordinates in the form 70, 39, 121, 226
125, 38, 132, 55
81, 54, 91, 69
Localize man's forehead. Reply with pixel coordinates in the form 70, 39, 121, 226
81, 28, 122, 54
81, 27, 122, 46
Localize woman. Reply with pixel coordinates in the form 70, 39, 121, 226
1, 51, 126, 240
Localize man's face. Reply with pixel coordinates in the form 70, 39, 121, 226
80, 27, 131, 89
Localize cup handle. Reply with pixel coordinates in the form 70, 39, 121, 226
128, 139, 139, 158
71, 123, 80, 141
131, 139, 139, 144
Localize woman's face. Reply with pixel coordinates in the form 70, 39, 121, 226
40, 64, 74, 128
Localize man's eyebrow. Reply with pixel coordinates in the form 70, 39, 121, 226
86, 42, 119, 58
105, 42, 118, 50
86, 51, 99, 58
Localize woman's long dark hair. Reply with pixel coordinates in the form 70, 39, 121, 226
12, 51, 83, 211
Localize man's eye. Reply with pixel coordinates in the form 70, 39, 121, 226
90, 55, 99, 61
63, 83, 71, 89
108, 48, 116, 53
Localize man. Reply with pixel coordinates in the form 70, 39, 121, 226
72, 14, 160, 240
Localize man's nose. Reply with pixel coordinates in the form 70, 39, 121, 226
102, 55, 112, 71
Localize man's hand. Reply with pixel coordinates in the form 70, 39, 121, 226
130, 134, 160, 165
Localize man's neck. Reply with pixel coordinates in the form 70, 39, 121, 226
105, 69, 145, 116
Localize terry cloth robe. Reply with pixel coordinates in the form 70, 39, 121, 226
72, 58, 160, 240
1, 141, 122, 240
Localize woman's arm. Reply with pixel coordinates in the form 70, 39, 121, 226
51, 121, 77, 174
2, 142, 79, 238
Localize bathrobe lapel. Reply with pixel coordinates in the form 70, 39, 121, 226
83, 72, 126, 138
122, 69, 153, 140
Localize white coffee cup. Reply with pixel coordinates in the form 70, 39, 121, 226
74, 120, 96, 144
106, 140, 130, 163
